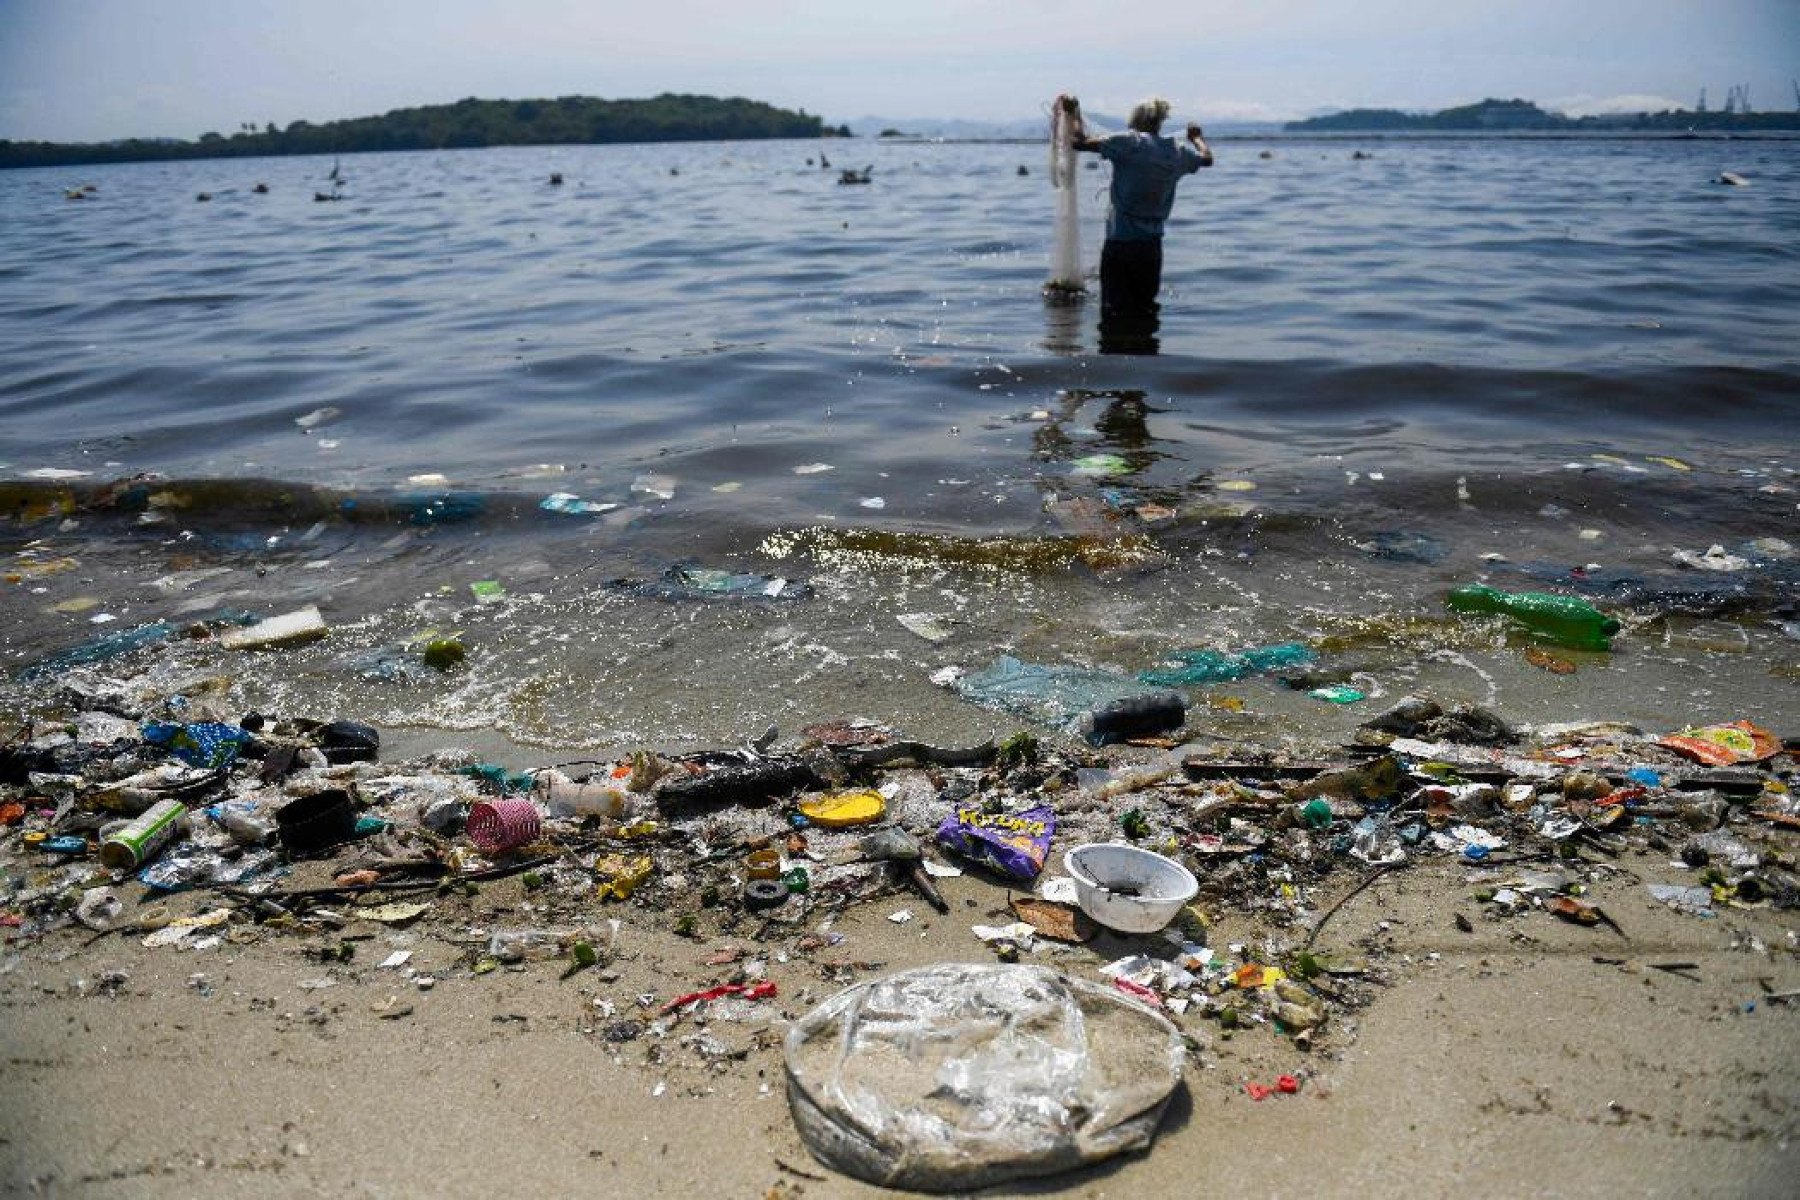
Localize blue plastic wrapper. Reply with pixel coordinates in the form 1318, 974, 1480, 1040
935, 804, 1054, 881
141, 721, 251, 769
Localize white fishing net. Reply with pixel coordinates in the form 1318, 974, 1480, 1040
1046, 100, 1085, 293
1045, 96, 1116, 296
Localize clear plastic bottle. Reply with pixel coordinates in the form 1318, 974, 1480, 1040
537, 769, 627, 818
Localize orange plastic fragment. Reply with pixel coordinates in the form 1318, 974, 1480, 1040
1659, 721, 1779, 767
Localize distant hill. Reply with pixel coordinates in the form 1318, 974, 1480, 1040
0, 94, 845, 170
1286, 97, 1800, 133
844, 113, 1281, 140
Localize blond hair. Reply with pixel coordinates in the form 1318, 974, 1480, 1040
1128, 97, 1171, 133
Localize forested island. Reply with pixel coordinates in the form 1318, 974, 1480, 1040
1287, 97, 1800, 133
0, 93, 848, 169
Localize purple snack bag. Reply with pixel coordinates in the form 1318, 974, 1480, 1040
935, 804, 1055, 881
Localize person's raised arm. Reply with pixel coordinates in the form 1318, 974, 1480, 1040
1187, 123, 1215, 167
1058, 94, 1102, 152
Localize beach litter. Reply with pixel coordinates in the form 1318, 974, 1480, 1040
0, 616, 1793, 1192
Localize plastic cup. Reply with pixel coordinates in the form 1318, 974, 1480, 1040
467, 798, 543, 851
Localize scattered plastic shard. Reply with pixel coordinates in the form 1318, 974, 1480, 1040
897, 612, 955, 643
631, 473, 677, 500
220, 607, 328, 651
794, 462, 834, 475
540, 492, 618, 515
355, 901, 431, 924
1350, 817, 1405, 865
784, 963, 1184, 1191
1308, 684, 1365, 704
1072, 453, 1131, 477
1359, 530, 1446, 564
295, 406, 341, 430
76, 888, 125, 932
1662, 620, 1749, 654
972, 922, 1036, 948
468, 581, 506, 605
1672, 544, 1749, 572
1647, 884, 1713, 917
651, 565, 810, 600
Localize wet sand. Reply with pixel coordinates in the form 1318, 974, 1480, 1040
4, 810, 1796, 1198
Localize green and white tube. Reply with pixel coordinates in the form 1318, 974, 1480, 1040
99, 799, 188, 871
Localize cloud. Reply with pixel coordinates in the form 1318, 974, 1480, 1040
1544, 91, 1688, 117
1182, 97, 1303, 124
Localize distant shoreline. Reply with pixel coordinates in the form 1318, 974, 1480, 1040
1283, 97, 1800, 135
0, 93, 842, 171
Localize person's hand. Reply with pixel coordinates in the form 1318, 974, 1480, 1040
1187, 123, 1205, 141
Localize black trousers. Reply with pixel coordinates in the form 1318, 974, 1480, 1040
1099, 238, 1163, 318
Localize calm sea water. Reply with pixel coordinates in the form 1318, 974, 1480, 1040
1, 136, 1795, 747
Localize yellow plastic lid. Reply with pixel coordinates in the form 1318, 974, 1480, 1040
798, 789, 887, 828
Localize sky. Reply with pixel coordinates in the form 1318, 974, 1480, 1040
1, 0, 1797, 141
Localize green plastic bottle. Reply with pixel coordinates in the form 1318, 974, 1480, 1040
1446, 584, 1621, 651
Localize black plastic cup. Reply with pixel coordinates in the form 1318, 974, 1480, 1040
277, 789, 357, 856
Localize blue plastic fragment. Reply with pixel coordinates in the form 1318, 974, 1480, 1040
142, 721, 251, 769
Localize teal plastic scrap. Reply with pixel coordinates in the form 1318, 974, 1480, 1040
457, 763, 538, 794
1137, 642, 1314, 688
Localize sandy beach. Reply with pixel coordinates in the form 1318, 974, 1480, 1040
4, 706, 1797, 1199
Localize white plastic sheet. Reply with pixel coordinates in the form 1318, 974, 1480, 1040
785, 963, 1184, 1190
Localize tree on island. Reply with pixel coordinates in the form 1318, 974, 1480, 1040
0, 93, 834, 169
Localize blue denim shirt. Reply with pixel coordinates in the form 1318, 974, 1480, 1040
1097, 131, 1207, 242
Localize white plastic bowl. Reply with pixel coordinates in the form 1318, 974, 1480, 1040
1062, 843, 1199, 934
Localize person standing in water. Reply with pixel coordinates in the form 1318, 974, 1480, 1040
1066, 96, 1212, 323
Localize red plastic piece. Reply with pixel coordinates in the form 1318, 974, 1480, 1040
1246, 1081, 1274, 1102
1112, 977, 1163, 1008
1276, 1074, 1300, 1094
660, 980, 777, 1014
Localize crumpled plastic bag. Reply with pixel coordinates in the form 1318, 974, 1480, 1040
953, 656, 1148, 731
784, 963, 1184, 1191
935, 804, 1053, 881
